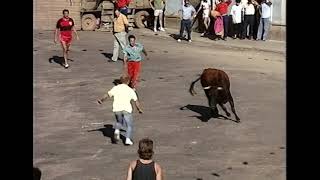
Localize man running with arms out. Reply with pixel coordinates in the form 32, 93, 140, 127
123, 35, 148, 90
149, 0, 166, 32
97, 76, 143, 145
54, 9, 79, 68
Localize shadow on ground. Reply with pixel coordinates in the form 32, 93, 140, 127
180, 104, 238, 123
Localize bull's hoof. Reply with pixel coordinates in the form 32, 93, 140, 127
235, 118, 241, 123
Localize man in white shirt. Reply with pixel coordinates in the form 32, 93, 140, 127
177, 0, 196, 42
230, 0, 243, 39
241, 0, 257, 39
97, 76, 143, 145
257, 0, 272, 41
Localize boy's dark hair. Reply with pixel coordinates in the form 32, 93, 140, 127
62, 9, 69, 14
128, 35, 136, 41
137, 138, 154, 160
236, 0, 241, 3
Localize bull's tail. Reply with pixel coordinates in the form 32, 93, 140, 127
189, 76, 201, 96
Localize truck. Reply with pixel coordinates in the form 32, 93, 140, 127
80, 0, 153, 31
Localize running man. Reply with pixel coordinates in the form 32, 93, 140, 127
123, 35, 148, 90
97, 76, 143, 145
54, 9, 79, 68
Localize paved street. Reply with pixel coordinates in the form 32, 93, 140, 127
33, 28, 286, 180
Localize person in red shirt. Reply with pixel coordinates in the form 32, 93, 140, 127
54, 9, 79, 68
215, 0, 232, 40
113, 0, 131, 16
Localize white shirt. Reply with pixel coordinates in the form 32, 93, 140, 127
200, 1, 211, 11
108, 84, 138, 113
230, 4, 243, 24
261, 2, 271, 18
243, 3, 255, 15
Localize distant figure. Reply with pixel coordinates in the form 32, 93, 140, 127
195, 0, 211, 37
97, 76, 143, 145
54, 9, 79, 68
149, 0, 166, 32
113, 0, 131, 16
111, 9, 129, 62
257, 0, 272, 41
230, 0, 243, 39
177, 0, 196, 43
33, 166, 42, 180
126, 138, 163, 180
242, 0, 257, 40
215, 0, 232, 40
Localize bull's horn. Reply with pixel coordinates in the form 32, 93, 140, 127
217, 87, 223, 90
203, 86, 211, 90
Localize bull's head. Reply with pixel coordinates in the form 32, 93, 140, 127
204, 86, 227, 104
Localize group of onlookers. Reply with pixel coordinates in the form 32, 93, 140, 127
174, 0, 273, 42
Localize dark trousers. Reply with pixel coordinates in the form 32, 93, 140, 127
233, 23, 242, 38
120, 7, 128, 16
242, 15, 254, 38
179, 19, 192, 40
222, 15, 229, 38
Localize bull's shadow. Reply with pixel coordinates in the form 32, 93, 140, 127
87, 124, 127, 145
180, 104, 238, 123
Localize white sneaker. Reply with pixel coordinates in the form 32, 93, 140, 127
200, 33, 205, 37
177, 39, 181, 42
125, 138, 133, 145
114, 129, 120, 140
154, 28, 157, 32
159, 27, 165, 32
188, 40, 192, 43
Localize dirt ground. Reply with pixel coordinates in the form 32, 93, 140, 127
33, 29, 286, 180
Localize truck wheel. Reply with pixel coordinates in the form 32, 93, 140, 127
82, 14, 97, 31
134, 11, 150, 29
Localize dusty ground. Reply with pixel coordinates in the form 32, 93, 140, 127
33, 29, 286, 180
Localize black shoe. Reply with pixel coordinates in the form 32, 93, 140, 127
222, 37, 227, 41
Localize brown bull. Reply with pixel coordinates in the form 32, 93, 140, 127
189, 68, 240, 122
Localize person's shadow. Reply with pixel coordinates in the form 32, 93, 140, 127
88, 124, 127, 145
48, 56, 74, 66
180, 104, 238, 123
101, 53, 123, 61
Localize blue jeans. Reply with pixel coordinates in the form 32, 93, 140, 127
257, 18, 270, 40
114, 111, 133, 139
179, 19, 192, 40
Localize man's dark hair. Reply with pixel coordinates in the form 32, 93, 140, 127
137, 138, 154, 160
128, 35, 136, 41
62, 9, 69, 14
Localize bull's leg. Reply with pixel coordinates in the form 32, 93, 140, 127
219, 103, 231, 117
228, 94, 240, 122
